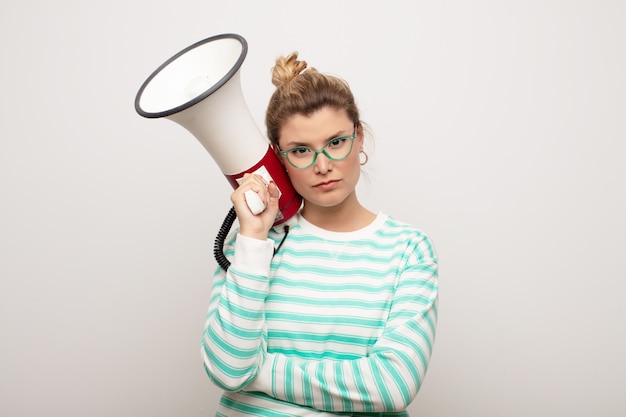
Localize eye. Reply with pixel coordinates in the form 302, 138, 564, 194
289, 147, 313, 158
327, 137, 348, 149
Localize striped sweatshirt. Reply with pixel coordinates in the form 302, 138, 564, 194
202, 212, 438, 416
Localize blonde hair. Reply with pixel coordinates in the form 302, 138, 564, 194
265, 52, 361, 146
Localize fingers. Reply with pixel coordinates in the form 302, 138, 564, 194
231, 174, 280, 240
234, 174, 270, 208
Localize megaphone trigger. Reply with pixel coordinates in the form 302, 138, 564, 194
244, 190, 266, 215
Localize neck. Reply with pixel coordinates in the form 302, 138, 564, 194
301, 196, 376, 232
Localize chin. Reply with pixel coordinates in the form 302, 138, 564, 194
307, 193, 353, 209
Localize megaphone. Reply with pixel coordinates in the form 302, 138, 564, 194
134, 33, 301, 225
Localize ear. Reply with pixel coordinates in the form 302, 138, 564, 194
356, 122, 365, 151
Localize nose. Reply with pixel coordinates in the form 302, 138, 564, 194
314, 151, 332, 173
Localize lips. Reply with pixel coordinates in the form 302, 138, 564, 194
314, 179, 340, 190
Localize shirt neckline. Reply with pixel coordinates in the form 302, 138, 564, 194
295, 211, 387, 241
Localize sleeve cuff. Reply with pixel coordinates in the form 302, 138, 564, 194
232, 233, 275, 272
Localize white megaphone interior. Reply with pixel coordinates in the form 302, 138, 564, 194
138, 37, 268, 175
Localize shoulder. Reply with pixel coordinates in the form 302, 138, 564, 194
378, 213, 434, 245
378, 214, 438, 262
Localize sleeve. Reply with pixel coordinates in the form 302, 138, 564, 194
201, 233, 274, 391
245, 235, 439, 413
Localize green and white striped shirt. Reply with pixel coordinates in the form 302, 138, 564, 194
202, 212, 438, 416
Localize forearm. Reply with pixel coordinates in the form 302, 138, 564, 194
247, 301, 438, 412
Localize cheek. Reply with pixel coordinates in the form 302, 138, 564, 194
348, 149, 363, 169
283, 165, 306, 188
286, 168, 322, 198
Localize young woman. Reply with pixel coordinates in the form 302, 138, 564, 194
202, 52, 439, 416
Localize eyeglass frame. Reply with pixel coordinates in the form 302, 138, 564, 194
277, 125, 358, 170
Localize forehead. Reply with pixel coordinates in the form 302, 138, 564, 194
279, 107, 353, 147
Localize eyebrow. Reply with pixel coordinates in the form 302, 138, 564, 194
284, 129, 352, 148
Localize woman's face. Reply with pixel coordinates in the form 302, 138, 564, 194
277, 107, 363, 212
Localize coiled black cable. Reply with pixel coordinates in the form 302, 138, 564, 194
213, 206, 237, 271
213, 207, 291, 272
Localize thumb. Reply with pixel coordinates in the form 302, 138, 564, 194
262, 181, 281, 225
267, 181, 280, 205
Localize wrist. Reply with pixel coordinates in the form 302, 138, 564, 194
239, 227, 269, 241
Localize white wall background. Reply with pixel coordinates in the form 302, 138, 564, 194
1, 1, 624, 416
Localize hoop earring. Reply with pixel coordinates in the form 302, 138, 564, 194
359, 151, 369, 166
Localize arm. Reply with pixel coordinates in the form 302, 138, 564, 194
201, 174, 280, 390
201, 233, 274, 391
246, 236, 438, 413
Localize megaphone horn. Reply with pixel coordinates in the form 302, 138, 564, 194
134, 33, 301, 225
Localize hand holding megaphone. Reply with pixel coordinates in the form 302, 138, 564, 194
232, 174, 281, 239
235, 168, 275, 216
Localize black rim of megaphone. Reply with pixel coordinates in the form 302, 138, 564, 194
134, 33, 248, 119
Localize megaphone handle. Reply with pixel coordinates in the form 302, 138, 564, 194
244, 190, 266, 215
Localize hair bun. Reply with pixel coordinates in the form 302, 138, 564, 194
271, 52, 311, 88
